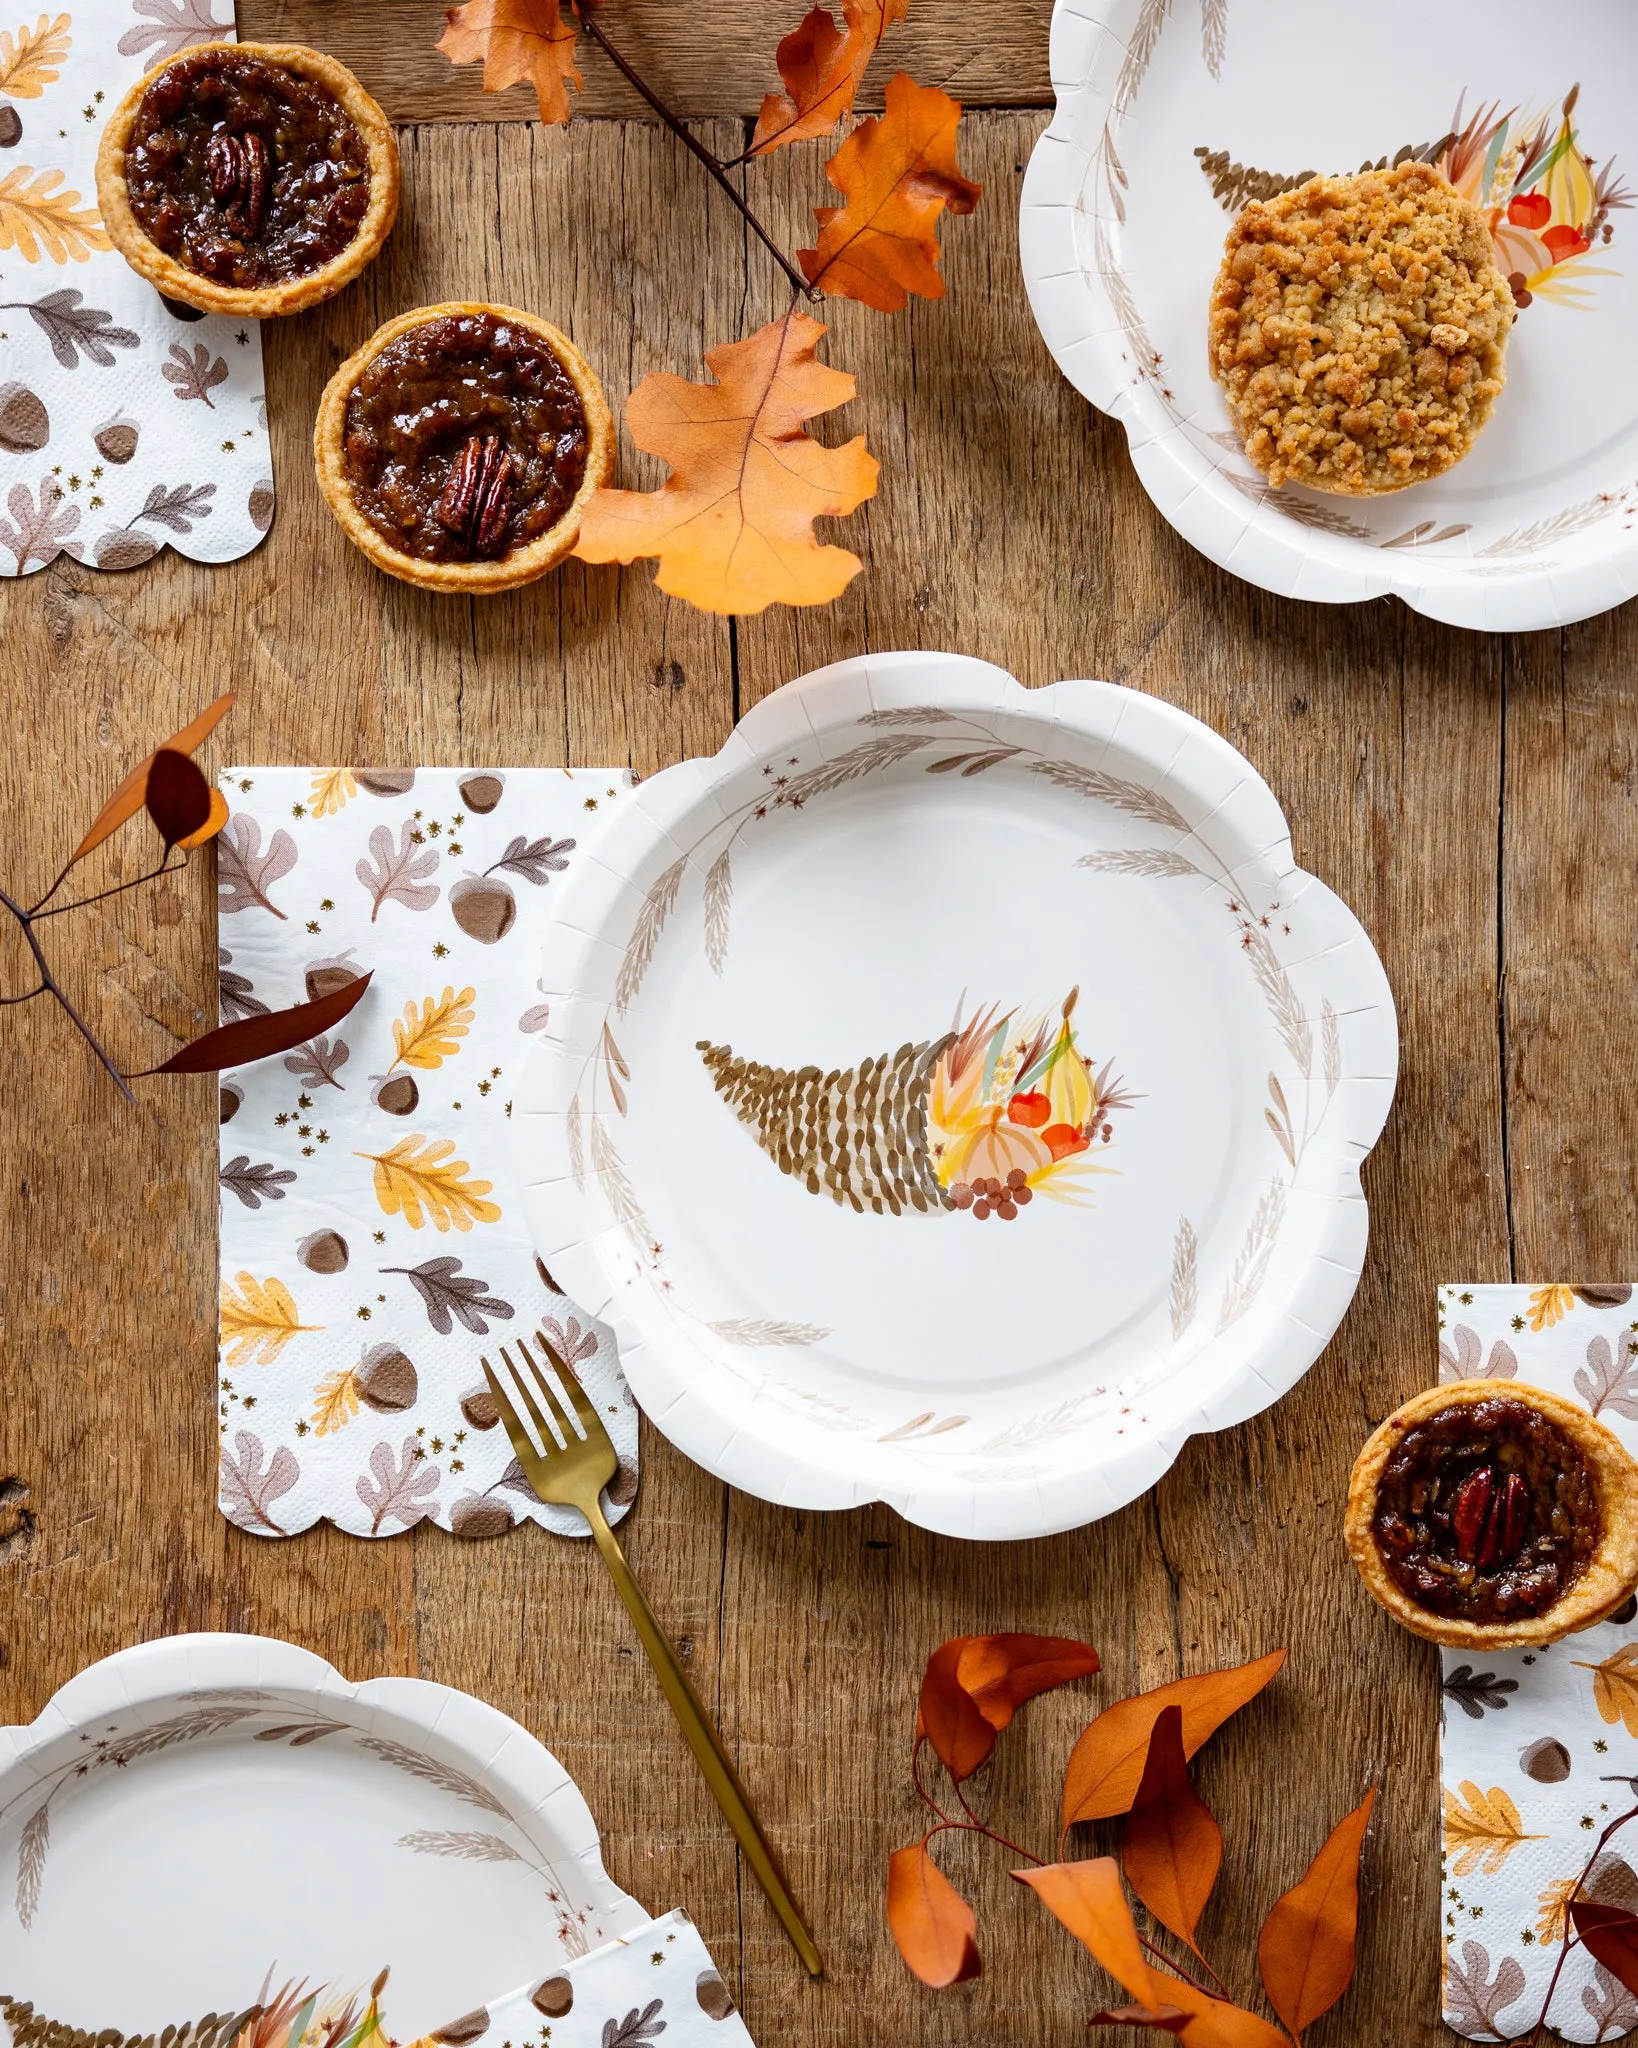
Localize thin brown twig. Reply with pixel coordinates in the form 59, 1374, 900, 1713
33, 851, 187, 920
0, 889, 136, 1103
576, 2, 819, 300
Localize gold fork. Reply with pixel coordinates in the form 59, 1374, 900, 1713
481, 1331, 823, 1978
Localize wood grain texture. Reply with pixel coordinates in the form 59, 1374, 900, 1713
236, 0, 1055, 126
0, 40, 1632, 2048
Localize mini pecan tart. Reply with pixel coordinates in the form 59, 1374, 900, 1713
1345, 1379, 1638, 1649
96, 42, 398, 318
313, 302, 615, 595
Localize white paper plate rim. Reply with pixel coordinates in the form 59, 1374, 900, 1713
515, 652, 1398, 1541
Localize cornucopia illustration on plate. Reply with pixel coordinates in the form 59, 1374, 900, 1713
699, 988, 1135, 1223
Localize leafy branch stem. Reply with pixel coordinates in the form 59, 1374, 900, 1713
576, 2, 818, 301
0, 889, 136, 1103
1524, 1801, 1638, 2045
0, 982, 45, 1005
32, 851, 187, 920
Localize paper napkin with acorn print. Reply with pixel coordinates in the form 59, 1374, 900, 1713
0, 0, 273, 576
435, 1911, 754, 2048
215, 766, 637, 1542
1439, 1284, 1638, 2043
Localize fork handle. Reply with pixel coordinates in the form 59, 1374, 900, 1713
586, 1499, 823, 1977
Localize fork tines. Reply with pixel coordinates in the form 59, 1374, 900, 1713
482, 1330, 600, 1454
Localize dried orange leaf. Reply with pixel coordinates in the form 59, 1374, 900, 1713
749, 0, 908, 156
1012, 1859, 1158, 2013
573, 309, 878, 616
1123, 1704, 1223, 1955
1572, 1901, 1638, 1996
1162, 1989, 1293, 2048
437, 0, 581, 124
801, 72, 980, 312
916, 1636, 993, 1781
71, 690, 233, 864
917, 1632, 1099, 1782
1257, 1788, 1376, 2040
1062, 1650, 1288, 1829
1088, 2008, 1189, 2035
887, 1839, 981, 1986
959, 1632, 1101, 1733
178, 786, 229, 852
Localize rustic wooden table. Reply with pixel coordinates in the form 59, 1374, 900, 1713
2, 4, 1630, 2041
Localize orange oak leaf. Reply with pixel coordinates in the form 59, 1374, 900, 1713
800, 71, 980, 312
749, 0, 908, 155
1012, 1858, 1159, 2013
917, 1632, 1100, 1781
1123, 1703, 1223, 1957
1062, 1650, 1289, 1830
1256, 1788, 1376, 2040
887, 1839, 981, 1985
437, 0, 582, 125
573, 308, 878, 615
1572, 1901, 1638, 1997
72, 690, 234, 864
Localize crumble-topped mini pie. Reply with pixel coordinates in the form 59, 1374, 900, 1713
313, 302, 615, 594
96, 42, 398, 318
1209, 161, 1514, 496
1345, 1379, 1638, 1650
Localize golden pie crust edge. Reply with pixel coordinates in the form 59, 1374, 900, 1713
1344, 1377, 1638, 1650
313, 301, 617, 595
96, 41, 400, 319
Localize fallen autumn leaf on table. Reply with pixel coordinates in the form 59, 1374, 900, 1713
1011, 1859, 1158, 2013
1256, 1788, 1376, 2039
917, 1632, 1101, 1781
1062, 1649, 1288, 1828
801, 72, 980, 311
573, 307, 878, 615
437, 0, 582, 124
749, 0, 908, 154
886, 1840, 981, 1985
1122, 1703, 1223, 1957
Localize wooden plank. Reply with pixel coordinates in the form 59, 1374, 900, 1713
237, 0, 1055, 126
1501, 620, 1638, 1280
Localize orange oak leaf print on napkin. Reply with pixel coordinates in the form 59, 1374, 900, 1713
1437, 1283, 1638, 2041
214, 767, 639, 1543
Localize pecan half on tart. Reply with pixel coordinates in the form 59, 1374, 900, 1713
1345, 1379, 1638, 1649
96, 42, 398, 318
313, 303, 615, 594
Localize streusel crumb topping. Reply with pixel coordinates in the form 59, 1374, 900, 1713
1209, 161, 1515, 496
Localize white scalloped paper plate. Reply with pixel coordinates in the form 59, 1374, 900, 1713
1020, 0, 1638, 629
515, 653, 1398, 1541
0, 1634, 644, 2041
